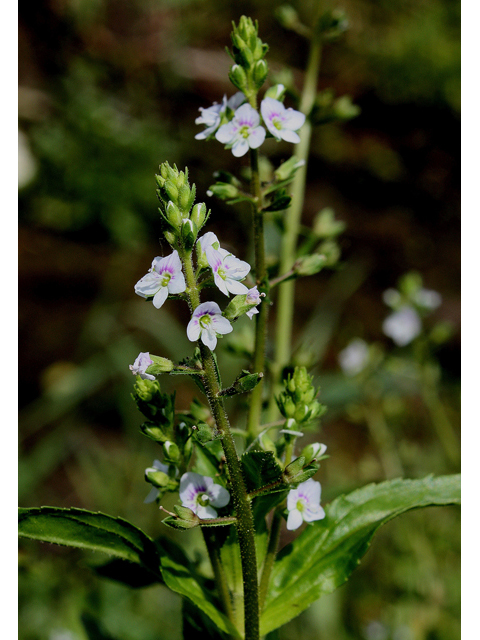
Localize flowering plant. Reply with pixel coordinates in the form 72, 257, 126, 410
19, 13, 460, 640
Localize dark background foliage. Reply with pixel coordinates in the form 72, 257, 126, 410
18, 1, 460, 639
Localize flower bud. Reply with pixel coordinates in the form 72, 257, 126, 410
162, 505, 200, 530
181, 218, 198, 250
163, 229, 176, 246
274, 156, 305, 182
166, 201, 182, 228
178, 184, 192, 212
208, 182, 240, 200
163, 441, 181, 464
284, 456, 306, 479
164, 180, 179, 204
229, 64, 248, 92
145, 467, 169, 488
190, 202, 207, 229
294, 254, 326, 277
146, 355, 175, 376
312, 207, 346, 238
265, 83, 286, 101
140, 421, 169, 443
253, 59, 268, 89
300, 442, 327, 466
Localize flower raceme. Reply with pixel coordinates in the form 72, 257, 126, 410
135, 250, 186, 309
286, 478, 326, 531
187, 301, 233, 350
179, 472, 230, 519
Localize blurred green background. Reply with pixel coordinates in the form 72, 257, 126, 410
18, 1, 460, 639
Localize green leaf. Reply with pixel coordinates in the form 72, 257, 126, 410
18, 506, 162, 579
260, 474, 461, 636
241, 451, 284, 494
18, 507, 240, 637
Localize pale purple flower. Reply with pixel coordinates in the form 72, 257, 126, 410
245, 286, 265, 319
260, 97, 305, 144
338, 338, 369, 376
186, 301, 233, 350
382, 306, 422, 346
195, 92, 246, 140
216, 103, 266, 157
414, 288, 442, 310
286, 478, 326, 531
179, 471, 230, 519
206, 246, 251, 297
129, 352, 155, 381
144, 459, 170, 504
134, 250, 186, 309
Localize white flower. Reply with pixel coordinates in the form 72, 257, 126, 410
260, 97, 305, 143
135, 250, 186, 309
195, 92, 246, 140
129, 352, 155, 381
382, 306, 422, 346
245, 286, 265, 319
414, 288, 442, 310
206, 246, 251, 297
338, 338, 370, 376
286, 478, 326, 531
179, 471, 230, 519
144, 459, 170, 504
186, 301, 233, 350
216, 103, 266, 157
198, 231, 226, 256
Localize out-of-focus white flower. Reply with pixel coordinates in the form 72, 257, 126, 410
179, 472, 230, 519
260, 97, 305, 143
195, 92, 246, 140
286, 478, 326, 531
414, 288, 442, 310
18, 129, 38, 189
134, 250, 186, 309
206, 246, 250, 297
129, 352, 155, 381
382, 288, 402, 308
144, 459, 171, 504
187, 301, 233, 350
245, 286, 265, 319
338, 338, 370, 376
382, 306, 422, 346
216, 103, 266, 157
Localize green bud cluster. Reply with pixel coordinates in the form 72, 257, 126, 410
155, 162, 210, 249
293, 254, 326, 277
276, 366, 326, 427
132, 379, 175, 430
228, 16, 269, 97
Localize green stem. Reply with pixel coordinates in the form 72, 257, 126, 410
269, 33, 323, 420
180, 247, 260, 640
258, 509, 283, 611
247, 147, 269, 442
363, 403, 404, 479
202, 529, 235, 627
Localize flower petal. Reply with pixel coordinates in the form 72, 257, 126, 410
186, 318, 201, 342
201, 328, 218, 350
144, 487, 160, 504
208, 484, 230, 508
280, 129, 301, 144
286, 509, 303, 531
211, 315, 233, 335
231, 138, 249, 157
248, 126, 266, 149
152, 287, 169, 309
197, 505, 218, 519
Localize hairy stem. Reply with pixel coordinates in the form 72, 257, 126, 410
180, 247, 260, 640
202, 529, 235, 627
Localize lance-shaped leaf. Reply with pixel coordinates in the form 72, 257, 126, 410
260, 474, 460, 636
18, 507, 241, 637
18, 506, 162, 578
